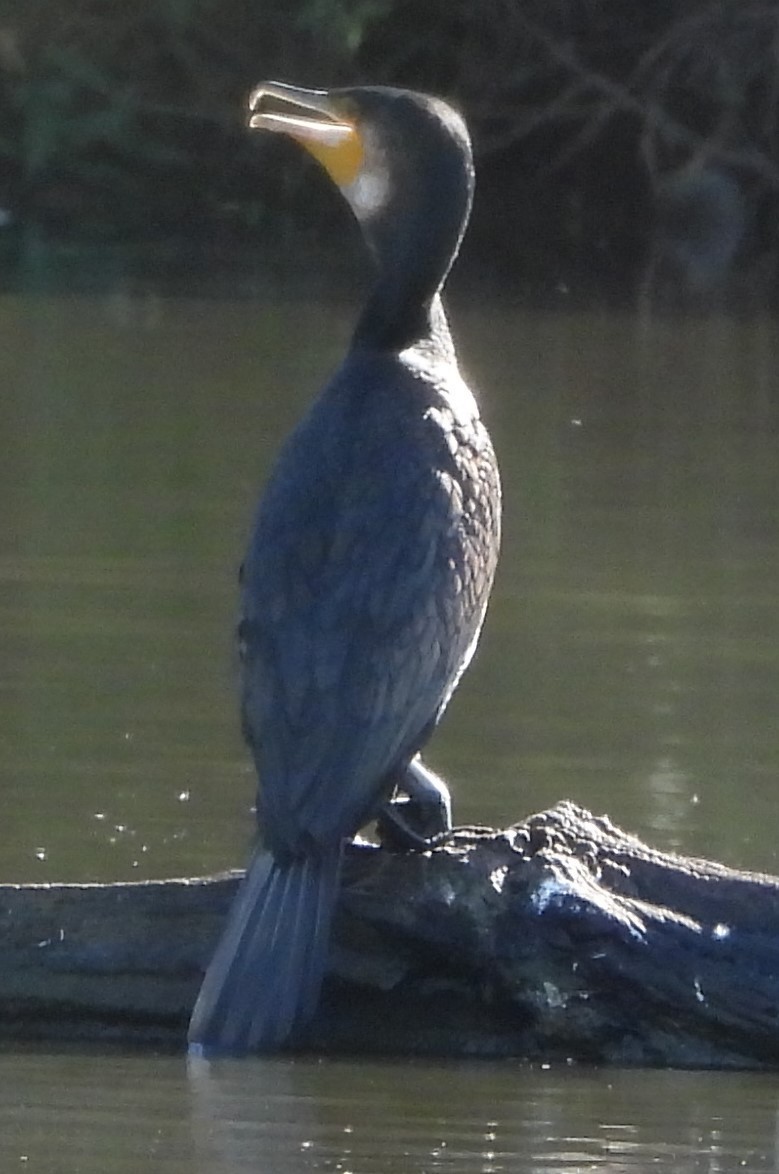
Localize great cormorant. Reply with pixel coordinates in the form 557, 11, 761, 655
188, 82, 501, 1053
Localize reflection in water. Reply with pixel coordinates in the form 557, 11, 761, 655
189, 1055, 318, 1173
188, 1055, 546, 1173
186, 1055, 779, 1173
4, 1048, 779, 1172
645, 753, 695, 847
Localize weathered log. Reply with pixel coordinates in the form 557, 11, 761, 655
2, 800, 779, 1067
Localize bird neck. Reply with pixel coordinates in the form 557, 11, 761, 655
351, 286, 444, 355
351, 223, 462, 354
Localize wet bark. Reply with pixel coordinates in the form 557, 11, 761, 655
1, 801, 778, 1067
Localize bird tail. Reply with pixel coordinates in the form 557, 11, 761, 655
188, 846, 341, 1053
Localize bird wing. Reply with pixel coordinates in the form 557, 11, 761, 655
239, 363, 498, 854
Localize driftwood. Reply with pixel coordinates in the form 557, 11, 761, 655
1, 800, 779, 1067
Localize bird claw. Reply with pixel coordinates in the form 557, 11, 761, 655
375, 757, 453, 851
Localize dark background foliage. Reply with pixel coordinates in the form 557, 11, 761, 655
1, 0, 777, 288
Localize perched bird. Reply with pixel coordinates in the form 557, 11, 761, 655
188, 82, 501, 1053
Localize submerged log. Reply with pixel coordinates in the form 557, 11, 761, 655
1, 800, 779, 1067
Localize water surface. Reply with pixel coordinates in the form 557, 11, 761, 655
3, 1048, 779, 1172
3, 289, 779, 879
2, 279, 779, 1170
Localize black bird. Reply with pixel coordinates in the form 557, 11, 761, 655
188, 82, 501, 1052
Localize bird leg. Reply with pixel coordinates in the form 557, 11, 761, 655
375, 756, 453, 850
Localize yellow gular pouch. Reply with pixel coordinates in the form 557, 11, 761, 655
295, 121, 363, 189
248, 92, 364, 190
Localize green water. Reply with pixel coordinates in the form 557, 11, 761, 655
2, 280, 779, 1168
3, 290, 779, 881
2, 1049, 779, 1172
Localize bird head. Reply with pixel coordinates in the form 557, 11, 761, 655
248, 82, 473, 304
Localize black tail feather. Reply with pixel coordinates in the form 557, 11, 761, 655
188, 847, 341, 1053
